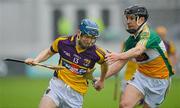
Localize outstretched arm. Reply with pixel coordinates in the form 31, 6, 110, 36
106, 59, 128, 79
118, 43, 145, 59
106, 43, 146, 64
94, 60, 127, 91
25, 48, 55, 64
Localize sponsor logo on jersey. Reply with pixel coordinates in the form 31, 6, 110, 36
62, 60, 86, 75
63, 51, 71, 57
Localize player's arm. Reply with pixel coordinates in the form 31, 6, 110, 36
25, 37, 62, 65
25, 48, 55, 65
105, 59, 128, 79
32, 37, 65, 63
106, 38, 147, 64
118, 42, 146, 60
94, 61, 108, 91
120, 31, 149, 59
105, 47, 142, 65
95, 47, 108, 81
94, 47, 108, 91
99, 62, 108, 82
33, 48, 55, 63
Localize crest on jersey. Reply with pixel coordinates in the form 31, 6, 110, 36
83, 59, 91, 67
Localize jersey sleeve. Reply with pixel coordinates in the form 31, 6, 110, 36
95, 47, 106, 64
137, 29, 150, 48
137, 25, 161, 49
50, 37, 68, 53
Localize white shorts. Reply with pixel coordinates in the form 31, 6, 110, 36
127, 71, 170, 108
43, 77, 83, 108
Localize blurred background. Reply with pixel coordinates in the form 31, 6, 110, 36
0, 0, 180, 108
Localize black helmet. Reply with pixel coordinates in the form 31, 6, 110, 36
124, 5, 149, 21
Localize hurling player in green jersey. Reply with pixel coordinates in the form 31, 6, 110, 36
100, 5, 174, 108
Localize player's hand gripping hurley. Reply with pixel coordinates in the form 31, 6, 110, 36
4, 58, 65, 70
4, 58, 97, 83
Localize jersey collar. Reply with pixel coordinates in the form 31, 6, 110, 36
131, 22, 147, 39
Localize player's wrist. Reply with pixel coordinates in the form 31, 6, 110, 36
33, 59, 40, 63
99, 78, 105, 82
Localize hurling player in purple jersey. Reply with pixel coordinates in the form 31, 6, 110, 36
25, 18, 108, 108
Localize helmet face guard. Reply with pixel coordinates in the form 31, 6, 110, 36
77, 19, 99, 48
122, 14, 139, 34
77, 33, 97, 49
124, 5, 148, 21
123, 5, 149, 34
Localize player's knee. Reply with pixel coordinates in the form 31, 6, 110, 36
39, 103, 46, 108
39, 96, 57, 108
39, 100, 47, 108
120, 100, 132, 108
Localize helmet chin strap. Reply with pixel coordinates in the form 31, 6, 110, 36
76, 35, 95, 49
76, 37, 86, 49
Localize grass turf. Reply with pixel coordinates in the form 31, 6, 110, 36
0, 76, 180, 108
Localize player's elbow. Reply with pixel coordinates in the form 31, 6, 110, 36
133, 47, 145, 57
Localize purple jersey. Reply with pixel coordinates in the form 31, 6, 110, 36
50, 35, 106, 94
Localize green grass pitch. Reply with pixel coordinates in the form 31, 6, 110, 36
0, 76, 180, 108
